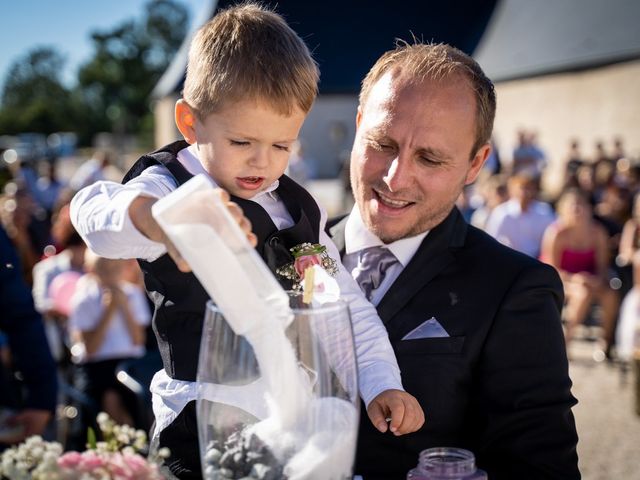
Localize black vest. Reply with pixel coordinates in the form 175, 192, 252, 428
122, 140, 321, 381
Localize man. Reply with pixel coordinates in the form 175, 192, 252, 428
0, 224, 57, 446
485, 172, 555, 258
329, 43, 580, 479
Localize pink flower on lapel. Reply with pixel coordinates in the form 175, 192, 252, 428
294, 253, 322, 278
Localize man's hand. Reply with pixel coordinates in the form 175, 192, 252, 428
129, 189, 257, 272
367, 389, 425, 436
1, 409, 51, 444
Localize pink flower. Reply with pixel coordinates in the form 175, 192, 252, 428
122, 452, 151, 473
294, 254, 321, 278
79, 450, 106, 470
58, 451, 83, 468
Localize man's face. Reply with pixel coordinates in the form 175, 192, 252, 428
510, 180, 537, 209
350, 73, 489, 243
193, 100, 306, 199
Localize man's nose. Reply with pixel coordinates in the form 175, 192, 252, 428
383, 156, 411, 192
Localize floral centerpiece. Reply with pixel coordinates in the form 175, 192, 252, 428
0, 413, 169, 480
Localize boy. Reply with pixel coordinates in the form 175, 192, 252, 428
71, 3, 423, 477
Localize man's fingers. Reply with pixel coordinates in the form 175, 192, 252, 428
367, 403, 389, 433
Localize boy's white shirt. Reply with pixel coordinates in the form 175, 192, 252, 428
70, 144, 403, 437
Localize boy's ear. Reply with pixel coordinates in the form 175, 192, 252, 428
175, 100, 197, 144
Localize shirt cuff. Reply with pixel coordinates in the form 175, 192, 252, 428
358, 362, 404, 408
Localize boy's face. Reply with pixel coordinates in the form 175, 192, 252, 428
185, 100, 306, 199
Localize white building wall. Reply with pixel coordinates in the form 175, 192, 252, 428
492, 60, 640, 194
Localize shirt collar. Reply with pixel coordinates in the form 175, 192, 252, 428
180, 144, 280, 199
344, 205, 429, 267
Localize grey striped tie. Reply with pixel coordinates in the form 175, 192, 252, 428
353, 246, 398, 301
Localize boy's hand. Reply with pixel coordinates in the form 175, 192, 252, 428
129, 189, 257, 272
367, 389, 425, 436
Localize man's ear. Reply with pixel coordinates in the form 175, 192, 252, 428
355, 105, 363, 129
175, 100, 197, 144
465, 143, 491, 185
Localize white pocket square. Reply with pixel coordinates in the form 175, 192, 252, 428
402, 317, 450, 340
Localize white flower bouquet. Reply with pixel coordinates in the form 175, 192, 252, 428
0, 413, 169, 480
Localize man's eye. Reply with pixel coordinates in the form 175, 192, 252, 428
230, 140, 249, 146
369, 140, 394, 152
420, 156, 440, 166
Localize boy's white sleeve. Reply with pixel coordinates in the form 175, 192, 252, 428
318, 209, 404, 407
70, 166, 177, 261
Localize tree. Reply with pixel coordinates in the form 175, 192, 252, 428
0, 47, 77, 135
76, 0, 189, 146
0, 0, 189, 146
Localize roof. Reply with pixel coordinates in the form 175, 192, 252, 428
152, 0, 497, 98
473, 0, 640, 82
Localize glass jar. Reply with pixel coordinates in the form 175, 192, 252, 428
407, 448, 488, 480
197, 294, 359, 480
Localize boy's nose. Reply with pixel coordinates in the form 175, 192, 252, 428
251, 148, 271, 168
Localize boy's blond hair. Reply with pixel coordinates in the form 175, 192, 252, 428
183, 2, 319, 118
359, 42, 496, 158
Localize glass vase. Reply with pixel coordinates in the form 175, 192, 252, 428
197, 293, 359, 480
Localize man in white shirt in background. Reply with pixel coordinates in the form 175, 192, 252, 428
485, 172, 556, 258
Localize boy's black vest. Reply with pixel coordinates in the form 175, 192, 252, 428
122, 140, 320, 381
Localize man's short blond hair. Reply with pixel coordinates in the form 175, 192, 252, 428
183, 2, 319, 118
359, 42, 496, 157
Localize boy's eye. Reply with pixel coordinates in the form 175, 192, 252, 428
230, 140, 249, 146
274, 144, 290, 152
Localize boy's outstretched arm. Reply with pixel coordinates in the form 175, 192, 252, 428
367, 389, 425, 435
129, 189, 257, 272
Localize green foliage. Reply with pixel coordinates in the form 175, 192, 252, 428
0, 47, 77, 135
87, 426, 97, 450
0, 0, 189, 146
76, 0, 189, 144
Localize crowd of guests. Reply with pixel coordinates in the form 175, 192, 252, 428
461, 134, 640, 360
1, 132, 639, 448
0, 150, 152, 448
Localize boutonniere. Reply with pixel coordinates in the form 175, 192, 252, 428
276, 242, 339, 293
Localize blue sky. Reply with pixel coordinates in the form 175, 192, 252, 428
0, 0, 209, 93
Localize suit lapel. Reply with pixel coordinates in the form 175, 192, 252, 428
328, 216, 347, 256
377, 209, 467, 326
329, 208, 468, 327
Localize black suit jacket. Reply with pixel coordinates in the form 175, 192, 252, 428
329, 208, 580, 480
